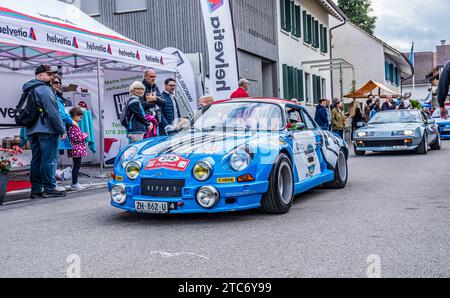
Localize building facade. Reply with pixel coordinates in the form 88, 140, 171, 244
330, 20, 413, 103
65, 0, 279, 98
277, 0, 345, 114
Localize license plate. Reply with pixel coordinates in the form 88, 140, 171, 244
393, 146, 408, 150
135, 201, 169, 214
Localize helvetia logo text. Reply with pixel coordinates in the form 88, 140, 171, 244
0, 25, 36, 41
119, 49, 140, 60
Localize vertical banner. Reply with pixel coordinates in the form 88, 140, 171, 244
200, 0, 239, 100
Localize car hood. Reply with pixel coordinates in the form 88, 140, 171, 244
139, 130, 280, 157
361, 123, 421, 132
434, 118, 450, 125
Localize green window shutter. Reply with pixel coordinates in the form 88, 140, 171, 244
298, 69, 304, 100
323, 27, 328, 53
385, 62, 390, 81
291, 1, 297, 37
294, 6, 301, 38
311, 17, 315, 46
314, 20, 319, 48
287, 66, 294, 100
293, 68, 299, 98
389, 64, 394, 83
318, 76, 322, 100
306, 14, 312, 44
312, 74, 317, 103
282, 64, 289, 99
319, 24, 324, 52
285, 0, 291, 32
280, 0, 286, 31
303, 10, 308, 42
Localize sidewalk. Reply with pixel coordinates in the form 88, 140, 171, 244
3, 165, 110, 205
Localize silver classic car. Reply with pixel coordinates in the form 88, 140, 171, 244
353, 110, 442, 156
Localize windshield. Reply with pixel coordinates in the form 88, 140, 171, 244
432, 108, 450, 118
368, 111, 422, 124
188, 102, 284, 132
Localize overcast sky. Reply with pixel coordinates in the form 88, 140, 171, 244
336, 0, 450, 53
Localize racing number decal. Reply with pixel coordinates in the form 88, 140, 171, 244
292, 131, 321, 181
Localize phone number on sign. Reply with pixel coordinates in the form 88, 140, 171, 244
105, 129, 127, 136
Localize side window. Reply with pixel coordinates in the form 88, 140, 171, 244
286, 108, 305, 125
302, 110, 317, 130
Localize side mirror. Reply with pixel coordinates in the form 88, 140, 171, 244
427, 119, 436, 125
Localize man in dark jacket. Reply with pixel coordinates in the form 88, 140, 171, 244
161, 78, 181, 134
142, 69, 162, 106
25, 65, 66, 199
437, 60, 450, 119
315, 99, 330, 130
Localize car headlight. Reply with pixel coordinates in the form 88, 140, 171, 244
193, 160, 213, 182
357, 131, 367, 138
120, 146, 138, 167
230, 149, 252, 172
125, 161, 142, 180
111, 184, 126, 205
196, 186, 219, 209
404, 130, 414, 136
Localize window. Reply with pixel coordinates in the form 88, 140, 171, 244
313, 20, 319, 48
312, 75, 322, 104
306, 14, 312, 44
311, 17, 316, 46
385, 62, 390, 81
302, 111, 317, 130
81, 0, 100, 16
115, 0, 147, 14
280, 0, 291, 32
303, 10, 309, 43
321, 78, 326, 98
292, 5, 301, 38
282, 64, 304, 100
305, 73, 311, 103
320, 25, 328, 53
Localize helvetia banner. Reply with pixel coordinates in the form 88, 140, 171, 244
200, 0, 239, 100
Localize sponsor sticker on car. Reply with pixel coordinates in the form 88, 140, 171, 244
146, 154, 190, 171
217, 177, 236, 184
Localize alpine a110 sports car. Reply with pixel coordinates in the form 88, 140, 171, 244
431, 105, 450, 140
353, 109, 442, 156
109, 98, 349, 215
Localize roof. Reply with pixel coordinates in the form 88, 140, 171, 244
403, 52, 434, 85
314, 0, 347, 22
212, 97, 301, 107
436, 45, 450, 67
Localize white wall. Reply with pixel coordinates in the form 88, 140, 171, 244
403, 84, 432, 101
278, 0, 333, 115
330, 20, 386, 102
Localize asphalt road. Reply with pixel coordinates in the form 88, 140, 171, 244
1, 143, 449, 278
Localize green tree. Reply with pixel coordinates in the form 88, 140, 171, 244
338, 0, 377, 35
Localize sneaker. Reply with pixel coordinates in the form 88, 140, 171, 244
55, 185, 66, 192
43, 190, 67, 198
30, 192, 44, 199
69, 184, 85, 191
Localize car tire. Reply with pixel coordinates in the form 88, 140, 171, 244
416, 135, 428, 155
430, 132, 442, 150
260, 153, 294, 214
324, 150, 348, 189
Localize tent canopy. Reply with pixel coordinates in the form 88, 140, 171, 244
344, 80, 401, 99
0, 0, 177, 71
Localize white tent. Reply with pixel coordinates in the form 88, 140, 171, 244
0, 0, 177, 172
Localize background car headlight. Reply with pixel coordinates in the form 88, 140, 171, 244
230, 149, 252, 172
196, 186, 219, 209
125, 161, 142, 180
111, 184, 126, 205
121, 146, 138, 167
357, 131, 367, 137
193, 161, 213, 181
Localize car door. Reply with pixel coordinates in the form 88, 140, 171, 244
287, 107, 321, 182
422, 112, 437, 144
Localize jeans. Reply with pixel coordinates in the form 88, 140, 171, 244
29, 133, 60, 193
72, 157, 82, 186
333, 130, 344, 139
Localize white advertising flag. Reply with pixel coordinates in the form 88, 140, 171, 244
200, 0, 239, 100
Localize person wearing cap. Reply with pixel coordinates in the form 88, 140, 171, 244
24, 65, 66, 199
437, 60, 450, 119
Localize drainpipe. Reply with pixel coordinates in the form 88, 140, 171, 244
329, 16, 347, 100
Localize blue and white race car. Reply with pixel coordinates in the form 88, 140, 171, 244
432, 106, 450, 140
109, 98, 349, 215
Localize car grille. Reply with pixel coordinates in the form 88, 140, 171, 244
141, 178, 185, 198
442, 131, 450, 136
359, 140, 408, 147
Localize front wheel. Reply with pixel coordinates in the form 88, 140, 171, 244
260, 153, 294, 214
430, 132, 442, 150
416, 135, 428, 155
324, 150, 348, 189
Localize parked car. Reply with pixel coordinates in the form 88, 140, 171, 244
353, 110, 441, 156
431, 105, 450, 140
108, 98, 349, 215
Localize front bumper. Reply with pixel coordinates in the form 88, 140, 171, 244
353, 137, 420, 152
108, 179, 269, 214
438, 126, 450, 139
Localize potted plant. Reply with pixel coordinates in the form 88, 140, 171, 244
0, 146, 24, 205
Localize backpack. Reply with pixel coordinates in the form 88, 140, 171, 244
15, 83, 46, 128
119, 97, 139, 128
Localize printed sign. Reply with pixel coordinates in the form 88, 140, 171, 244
146, 154, 190, 171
